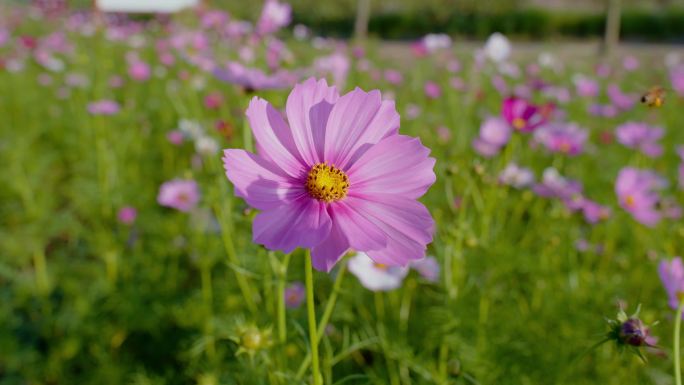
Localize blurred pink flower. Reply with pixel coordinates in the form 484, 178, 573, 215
659, 257, 684, 310
256, 0, 291, 36
158, 179, 200, 212
573, 75, 599, 98
623, 55, 639, 71
384, 69, 403, 85
167, 130, 184, 145
615, 167, 665, 227
607, 84, 636, 111
616, 122, 663, 158
671, 65, 684, 97
424, 81, 441, 99
128, 60, 151, 81
499, 163, 535, 189
204, 92, 223, 110
87, 99, 120, 115
534, 122, 588, 156
284, 282, 305, 308
117, 206, 137, 225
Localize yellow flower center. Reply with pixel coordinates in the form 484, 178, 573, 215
559, 142, 571, 153
625, 195, 636, 208
306, 163, 349, 203
373, 263, 388, 270
512, 117, 527, 130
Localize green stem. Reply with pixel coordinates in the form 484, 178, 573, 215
675, 301, 684, 385
305, 250, 322, 385
200, 262, 216, 360
295, 261, 347, 380
277, 252, 292, 345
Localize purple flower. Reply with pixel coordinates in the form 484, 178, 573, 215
670, 65, 684, 97
384, 69, 403, 85
157, 179, 200, 212
534, 122, 588, 156
222, 78, 436, 271
616, 122, 663, 158
117, 206, 137, 225
659, 257, 684, 310
623, 55, 639, 71
607, 84, 636, 111
499, 163, 535, 189
256, 0, 292, 36
581, 199, 611, 224
284, 282, 305, 308
424, 81, 441, 99
87, 99, 120, 115
480, 117, 512, 147
573, 75, 599, 98
213, 61, 296, 92
410, 256, 440, 282
348, 252, 409, 291
615, 167, 665, 227
533, 168, 582, 201
501, 96, 550, 133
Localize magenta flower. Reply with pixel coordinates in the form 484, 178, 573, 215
128, 60, 151, 81
158, 179, 200, 212
222, 78, 436, 271
87, 99, 120, 115
659, 257, 684, 310
256, 0, 292, 36
615, 167, 665, 227
424, 81, 441, 99
167, 130, 184, 145
534, 122, 588, 156
616, 122, 664, 158
501, 96, 550, 133
117, 206, 137, 225
284, 282, 305, 309
204, 92, 223, 110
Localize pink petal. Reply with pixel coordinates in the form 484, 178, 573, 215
347, 135, 436, 199
285, 77, 339, 165
332, 198, 388, 253
311, 218, 349, 272
222, 149, 305, 210
246, 97, 306, 178
324, 88, 399, 169
351, 195, 434, 265
253, 196, 332, 253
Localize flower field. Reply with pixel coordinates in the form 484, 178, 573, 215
3, 2, 684, 384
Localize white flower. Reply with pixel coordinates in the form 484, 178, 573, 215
499, 163, 535, 189
195, 136, 219, 156
348, 253, 408, 292
422, 33, 451, 53
484, 32, 511, 63
178, 119, 204, 139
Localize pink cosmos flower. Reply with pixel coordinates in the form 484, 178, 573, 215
534, 122, 588, 156
616, 122, 664, 158
87, 99, 120, 115
424, 81, 441, 99
384, 69, 403, 85
222, 78, 436, 271
659, 257, 684, 310
671, 66, 684, 96
213, 61, 296, 92
615, 167, 666, 227
581, 200, 611, 224
348, 252, 409, 291
501, 96, 550, 133
204, 92, 223, 110
623, 55, 639, 71
256, 0, 292, 36
128, 60, 151, 81
284, 282, 305, 308
472, 117, 512, 157
533, 168, 582, 201
167, 130, 184, 145
573, 75, 599, 98
607, 84, 636, 111
117, 206, 137, 225
158, 179, 200, 212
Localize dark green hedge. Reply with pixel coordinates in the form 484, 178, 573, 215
293, 8, 684, 41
